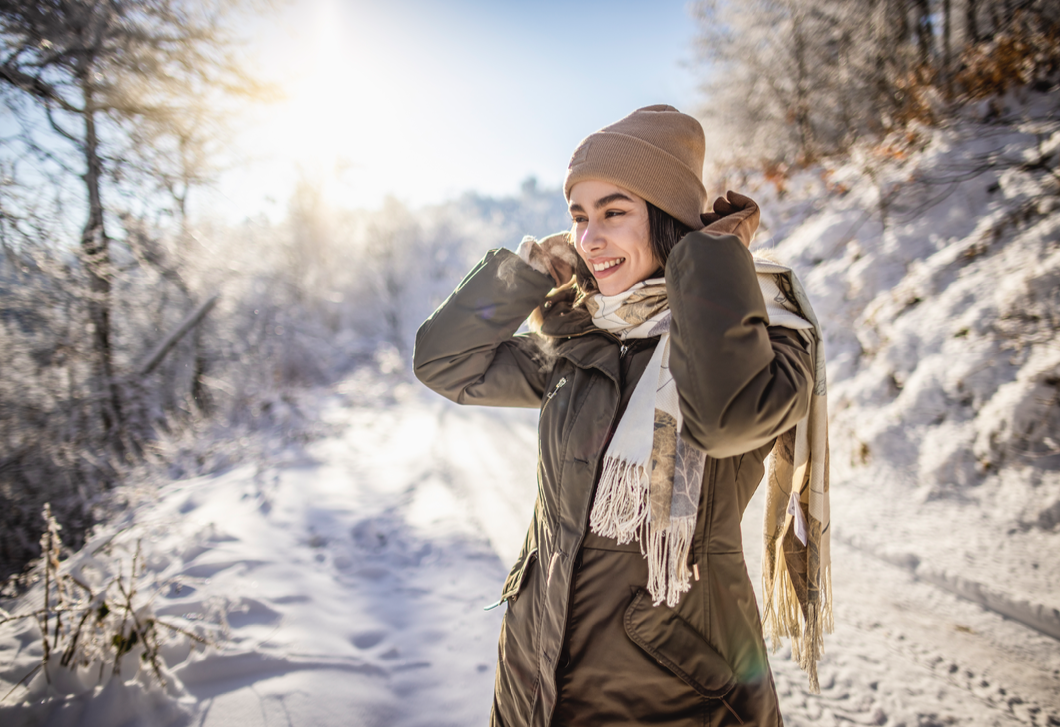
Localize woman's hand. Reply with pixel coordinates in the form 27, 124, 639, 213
517, 232, 577, 287
700, 191, 760, 248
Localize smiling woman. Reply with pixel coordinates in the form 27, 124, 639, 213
413, 105, 831, 726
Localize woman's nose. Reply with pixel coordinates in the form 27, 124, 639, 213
578, 221, 604, 252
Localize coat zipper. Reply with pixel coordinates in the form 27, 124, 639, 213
544, 376, 567, 406
492, 377, 564, 614
546, 380, 623, 724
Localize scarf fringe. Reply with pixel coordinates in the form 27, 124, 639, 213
762, 546, 833, 694
590, 456, 698, 609
645, 517, 696, 608
589, 456, 649, 543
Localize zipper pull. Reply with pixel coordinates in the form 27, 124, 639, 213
546, 377, 567, 403
620, 344, 629, 357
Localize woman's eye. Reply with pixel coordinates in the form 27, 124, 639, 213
572, 215, 587, 224
605, 210, 625, 218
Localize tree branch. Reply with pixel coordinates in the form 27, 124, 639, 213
0, 64, 80, 114
137, 293, 220, 376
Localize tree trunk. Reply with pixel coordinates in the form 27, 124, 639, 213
914, 0, 933, 66
79, 68, 123, 446
176, 134, 190, 241
894, 0, 910, 50
943, 0, 953, 96
791, 5, 813, 162
965, 0, 980, 44
192, 325, 211, 415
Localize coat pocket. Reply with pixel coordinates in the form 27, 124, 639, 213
623, 588, 737, 699
499, 548, 538, 604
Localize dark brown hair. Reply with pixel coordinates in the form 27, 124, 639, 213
647, 201, 694, 269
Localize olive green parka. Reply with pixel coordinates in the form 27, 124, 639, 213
413, 231, 813, 727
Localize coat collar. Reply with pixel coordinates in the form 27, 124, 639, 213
552, 333, 621, 383
533, 283, 622, 383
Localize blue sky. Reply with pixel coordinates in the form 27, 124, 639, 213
209, 0, 703, 219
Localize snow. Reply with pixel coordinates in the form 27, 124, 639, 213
5, 355, 1057, 726
3, 93, 1060, 725
0, 372, 538, 727
2, 364, 1059, 725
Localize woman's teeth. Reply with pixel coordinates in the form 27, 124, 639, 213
593, 258, 625, 272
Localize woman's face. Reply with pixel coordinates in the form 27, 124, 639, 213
569, 180, 657, 296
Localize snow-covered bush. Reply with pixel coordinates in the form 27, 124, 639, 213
0, 505, 217, 705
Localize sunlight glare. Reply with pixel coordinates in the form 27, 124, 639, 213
265, 0, 390, 209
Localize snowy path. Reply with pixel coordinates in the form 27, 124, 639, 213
2, 372, 1058, 726
171, 380, 541, 727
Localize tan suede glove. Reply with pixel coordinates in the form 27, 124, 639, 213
699, 190, 760, 248
517, 231, 577, 287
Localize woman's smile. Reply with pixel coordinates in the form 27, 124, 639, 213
590, 256, 625, 273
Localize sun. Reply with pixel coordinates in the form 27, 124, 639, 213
249, 0, 372, 209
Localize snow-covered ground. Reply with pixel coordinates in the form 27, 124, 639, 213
0, 369, 526, 726
3, 366, 1057, 726
2, 93, 1059, 726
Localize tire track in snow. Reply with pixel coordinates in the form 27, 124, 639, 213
741, 486, 1060, 727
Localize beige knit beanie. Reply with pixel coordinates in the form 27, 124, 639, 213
563, 104, 707, 230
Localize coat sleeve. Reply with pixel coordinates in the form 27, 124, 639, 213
413, 248, 556, 408
665, 232, 814, 458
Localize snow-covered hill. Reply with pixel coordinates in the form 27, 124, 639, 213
750, 89, 1060, 622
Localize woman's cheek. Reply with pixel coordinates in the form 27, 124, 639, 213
571, 226, 589, 267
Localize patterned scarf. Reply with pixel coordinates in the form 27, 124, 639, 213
585, 277, 704, 609
584, 260, 832, 692
757, 259, 832, 694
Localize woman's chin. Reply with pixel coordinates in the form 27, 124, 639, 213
597, 278, 638, 296
593, 270, 628, 296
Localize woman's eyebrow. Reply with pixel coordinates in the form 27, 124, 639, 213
568, 193, 635, 214
593, 193, 634, 208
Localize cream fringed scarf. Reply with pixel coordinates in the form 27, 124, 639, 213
585, 278, 703, 609
585, 259, 831, 692
756, 259, 832, 694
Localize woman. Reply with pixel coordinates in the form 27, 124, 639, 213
414, 105, 830, 727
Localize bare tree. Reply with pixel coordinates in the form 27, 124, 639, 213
0, 0, 269, 581
692, 0, 1060, 172
0, 0, 264, 445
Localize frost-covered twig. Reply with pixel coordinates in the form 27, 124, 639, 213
0, 505, 220, 704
